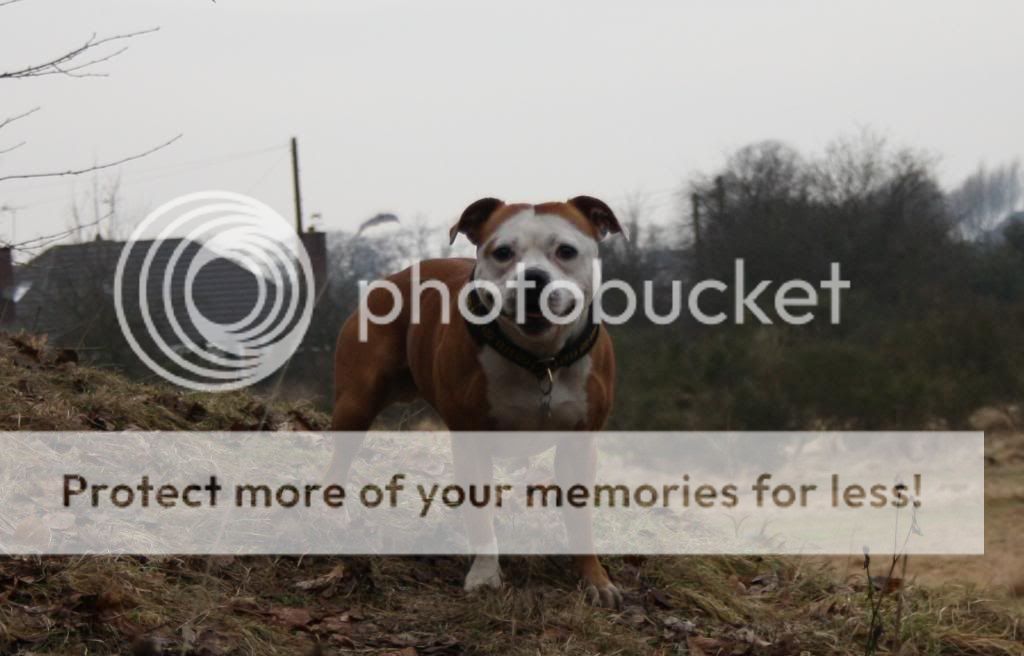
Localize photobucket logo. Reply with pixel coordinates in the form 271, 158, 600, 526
358, 259, 851, 340
114, 191, 314, 391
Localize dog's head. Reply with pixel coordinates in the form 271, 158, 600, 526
450, 196, 624, 352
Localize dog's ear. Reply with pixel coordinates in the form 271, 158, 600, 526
449, 197, 505, 245
567, 195, 626, 240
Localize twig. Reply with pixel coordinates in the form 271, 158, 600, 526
894, 553, 908, 653
864, 484, 919, 655
0, 134, 182, 183
0, 141, 25, 155
0, 106, 40, 132
0, 28, 159, 79
4, 208, 113, 252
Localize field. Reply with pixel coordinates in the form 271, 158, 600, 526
0, 333, 1021, 655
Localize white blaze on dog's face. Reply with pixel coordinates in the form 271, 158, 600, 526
480, 208, 596, 328
450, 197, 624, 351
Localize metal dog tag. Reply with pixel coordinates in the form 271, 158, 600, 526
539, 368, 554, 418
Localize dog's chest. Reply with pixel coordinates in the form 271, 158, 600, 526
478, 349, 591, 430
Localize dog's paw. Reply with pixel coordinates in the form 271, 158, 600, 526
463, 555, 503, 592
582, 578, 622, 609
577, 557, 622, 609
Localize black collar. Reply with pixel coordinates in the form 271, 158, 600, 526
463, 285, 602, 380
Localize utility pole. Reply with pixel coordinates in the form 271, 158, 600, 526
0, 205, 19, 247
290, 136, 304, 234
713, 175, 726, 217
690, 192, 702, 278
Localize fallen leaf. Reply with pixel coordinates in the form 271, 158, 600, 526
96, 588, 129, 613
315, 615, 354, 635
271, 607, 314, 629
385, 632, 419, 646
295, 564, 347, 592
870, 576, 904, 594
663, 616, 695, 634
687, 635, 729, 656
735, 627, 771, 647
645, 587, 673, 609
617, 605, 648, 626
541, 626, 570, 641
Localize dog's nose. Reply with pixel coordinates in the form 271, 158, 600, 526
523, 268, 551, 291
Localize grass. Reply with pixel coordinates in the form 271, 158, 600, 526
0, 332, 1021, 655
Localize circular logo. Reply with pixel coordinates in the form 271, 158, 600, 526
114, 191, 314, 391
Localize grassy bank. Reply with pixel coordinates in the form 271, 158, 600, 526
0, 333, 1020, 655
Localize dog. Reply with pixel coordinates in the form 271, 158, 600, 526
327, 196, 624, 608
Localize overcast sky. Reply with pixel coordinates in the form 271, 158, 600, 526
1, 0, 1022, 255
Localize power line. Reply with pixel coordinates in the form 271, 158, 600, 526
5, 145, 293, 257
7, 142, 287, 194
121, 142, 288, 180
244, 153, 289, 195
7, 143, 290, 211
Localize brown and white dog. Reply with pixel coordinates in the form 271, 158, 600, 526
327, 196, 624, 608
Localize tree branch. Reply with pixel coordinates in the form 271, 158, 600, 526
0, 28, 159, 79
0, 141, 26, 155
0, 133, 182, 183
3, 208, 114, 252
0, 106, 40, 132
0, 0, 28, 8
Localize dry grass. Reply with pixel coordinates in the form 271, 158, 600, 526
0, 332, 1021, 655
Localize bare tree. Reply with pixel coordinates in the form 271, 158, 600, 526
810, 128, 889, 206
617, 190, 647, 249
0, 0, 180, 248
66, 173, 126, 243
948, 160, 1023, 237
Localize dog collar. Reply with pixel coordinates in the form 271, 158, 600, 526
463, 286, 602, 386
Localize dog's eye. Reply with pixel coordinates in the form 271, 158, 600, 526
556, 244, 578, 260
491, 246, 514, 262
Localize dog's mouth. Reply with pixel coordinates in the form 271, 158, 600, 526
503, 299, 577, 336
520, 310, 552, 335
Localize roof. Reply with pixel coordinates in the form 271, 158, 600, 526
14, 238, 284, 346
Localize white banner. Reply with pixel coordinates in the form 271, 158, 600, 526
0, 431, 983, 555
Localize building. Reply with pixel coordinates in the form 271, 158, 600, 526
2, 231, 327, 349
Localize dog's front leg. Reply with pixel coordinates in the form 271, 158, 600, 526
555, 436, 622, 609
451, 434, 502, 592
